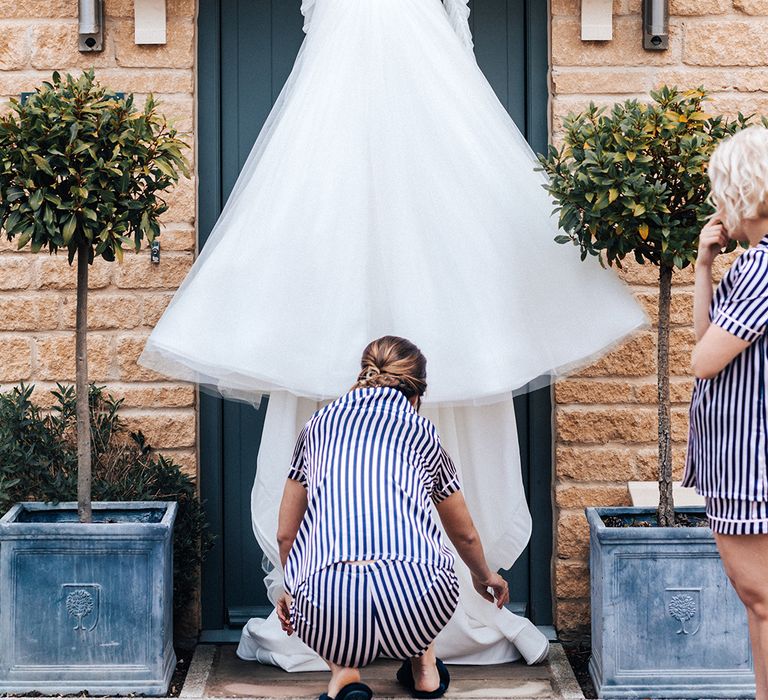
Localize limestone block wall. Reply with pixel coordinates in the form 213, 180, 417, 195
550, 0, 767, 631
0, 0, 197, 479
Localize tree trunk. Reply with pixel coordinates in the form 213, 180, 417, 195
76, 242, 92, 524
657, 262, 674, 527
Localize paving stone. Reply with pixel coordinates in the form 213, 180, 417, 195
191, 644, 582, 700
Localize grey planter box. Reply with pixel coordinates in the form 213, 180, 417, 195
587, 506, 754, 699
0, 501, 177, 696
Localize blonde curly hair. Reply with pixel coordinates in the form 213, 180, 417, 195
708, 126, 768, 234
351, 336, 427, 407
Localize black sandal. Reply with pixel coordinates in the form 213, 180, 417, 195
319, 681, 374, 700
396, 658, 450, 699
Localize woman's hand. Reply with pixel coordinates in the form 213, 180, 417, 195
472, 572, 510, 609
697, 213, 729, 267
276, 592, 294, 635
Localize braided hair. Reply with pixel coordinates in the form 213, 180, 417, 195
351, 336, 427, 410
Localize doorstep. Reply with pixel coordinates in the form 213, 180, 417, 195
179, 644, 584, 700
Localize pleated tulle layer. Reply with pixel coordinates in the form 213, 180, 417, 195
139, 0, 646, 404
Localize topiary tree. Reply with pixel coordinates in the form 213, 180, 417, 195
538, 86, 750, 527
0, 69, 190, 523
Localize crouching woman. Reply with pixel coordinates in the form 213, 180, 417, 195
275, 336, 508, 700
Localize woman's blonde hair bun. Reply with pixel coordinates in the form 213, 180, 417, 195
352, 335, 427, 401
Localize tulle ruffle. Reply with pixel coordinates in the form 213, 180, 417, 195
300, 0, 314, 32
442, 0, 473, 50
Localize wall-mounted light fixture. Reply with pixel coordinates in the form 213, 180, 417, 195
134, 0, 167, 44
78, 0, 103, 52
581, 0, 613, 41
643, 0, 669, 50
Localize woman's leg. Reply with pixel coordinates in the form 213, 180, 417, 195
325, 660, 361, 698
292, 564, 374, 697
371, 562, 459, 692
410, 642, 440, 692
714, 532, 768, 700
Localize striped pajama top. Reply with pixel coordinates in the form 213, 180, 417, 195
283, 385, 461, 595
683, 237, 768, 500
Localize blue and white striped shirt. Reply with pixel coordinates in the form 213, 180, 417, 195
683, 238, 768, 500
283, 386, 461, 595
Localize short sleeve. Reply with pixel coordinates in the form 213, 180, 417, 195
431, 444, 461, 504
713, 251, 768, 343
286, 425, 309, 487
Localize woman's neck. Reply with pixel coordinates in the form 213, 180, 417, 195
741, 216, 768, 247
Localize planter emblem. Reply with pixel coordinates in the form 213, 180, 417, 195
62, 583, 101, 632
666, 588, 700, 636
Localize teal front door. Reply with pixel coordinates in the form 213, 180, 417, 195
197, 0, 553, 641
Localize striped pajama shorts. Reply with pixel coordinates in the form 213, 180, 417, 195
290, 559, 459, 668
706, 496, 768, 535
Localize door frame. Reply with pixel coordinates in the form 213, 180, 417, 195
196, 0, 554, 638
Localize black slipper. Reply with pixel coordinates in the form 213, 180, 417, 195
319, 681, 374, 700
396, 658, 450, 699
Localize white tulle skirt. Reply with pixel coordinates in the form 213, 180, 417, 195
139, 0, 645, 406
139, 0, 646, 670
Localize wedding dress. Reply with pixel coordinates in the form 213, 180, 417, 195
139, 0, 646, 668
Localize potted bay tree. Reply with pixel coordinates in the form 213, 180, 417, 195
539, 87, 755, 698
0, 70, 189, 695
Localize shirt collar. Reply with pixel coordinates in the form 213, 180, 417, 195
349, 385, 414, 412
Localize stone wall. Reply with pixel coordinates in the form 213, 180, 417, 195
0, 0, 197, 482
550, 0, 765, 631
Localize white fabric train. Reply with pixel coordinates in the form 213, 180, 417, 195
236, 391, 549, 668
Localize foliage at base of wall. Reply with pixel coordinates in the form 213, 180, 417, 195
0, 383, 214, 619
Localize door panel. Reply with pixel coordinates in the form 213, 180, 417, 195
198, 0, 552, 637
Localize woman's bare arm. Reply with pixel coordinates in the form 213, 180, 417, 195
692, 325, 750, 379
694, 213, 729, 340
436, 491, 509, 608
692, 214, 751, 378
276, 479, 308, 568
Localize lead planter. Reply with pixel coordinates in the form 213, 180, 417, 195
0, 501, 177, 696
587, 506, 754, 699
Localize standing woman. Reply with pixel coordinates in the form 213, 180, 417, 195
685, 126, 768, 699
275, 336, 509, 700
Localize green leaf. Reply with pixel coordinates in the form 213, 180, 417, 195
29, 189, 44, 210
16, 229, 32, 249
31, 154, 54, 176
5, 188, 25, 203
154, 158, 178, 178
62, 214, 77, 244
